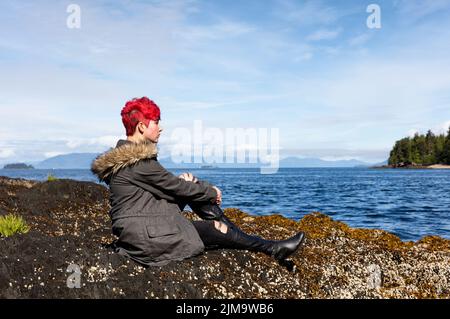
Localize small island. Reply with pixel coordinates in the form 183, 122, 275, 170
3, 163, 34, 169
380, 128, 450, 169
200, 165, 218, 169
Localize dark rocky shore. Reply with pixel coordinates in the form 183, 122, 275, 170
0, 176, 449, 299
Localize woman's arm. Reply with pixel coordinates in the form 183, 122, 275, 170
179, 172, 222, 205
131, 159, 218, 203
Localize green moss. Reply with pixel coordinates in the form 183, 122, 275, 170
47, 173, 58, 182
0, 214, 30, 237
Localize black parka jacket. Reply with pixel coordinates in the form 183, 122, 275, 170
91, 139, 217, 266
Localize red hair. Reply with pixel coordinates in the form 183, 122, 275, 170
121, 97, 161, 136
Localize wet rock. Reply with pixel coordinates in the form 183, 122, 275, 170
0, 176, 449, 299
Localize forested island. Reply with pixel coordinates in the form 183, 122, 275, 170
388, 128, 450, 168
2, 163, 34, 169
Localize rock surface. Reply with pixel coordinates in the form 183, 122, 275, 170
0, 176, 449, 299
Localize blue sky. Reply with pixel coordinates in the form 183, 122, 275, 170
1, 0, 450, 164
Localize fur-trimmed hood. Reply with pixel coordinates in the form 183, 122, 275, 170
91, 140, 158, 182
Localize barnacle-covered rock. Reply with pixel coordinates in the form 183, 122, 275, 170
0, 177, 448, 299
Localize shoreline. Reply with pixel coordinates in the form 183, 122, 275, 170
372, 164, 450, 169
428, 164, 450, 169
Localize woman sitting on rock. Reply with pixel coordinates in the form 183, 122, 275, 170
91, 97, 305, 267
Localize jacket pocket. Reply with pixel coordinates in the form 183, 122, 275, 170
146, 219, 180, 237
144, 215, 182, 260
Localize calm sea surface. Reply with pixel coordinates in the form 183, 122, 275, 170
1, 167, 449, 241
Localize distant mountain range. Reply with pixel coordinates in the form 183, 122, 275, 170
7, 153, 381, 169
371, 160, 388, 167
278, 157, 372, 168
34, 153, 100, 169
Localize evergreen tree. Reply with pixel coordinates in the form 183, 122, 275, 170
411, 133, 427, 164
424, 130, 436, 165
435, 134, 446, 163
444, 127, 450, 164
388, 142, 400, 165
398, 138, 412, 164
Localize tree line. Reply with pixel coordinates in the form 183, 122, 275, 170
388, 127, 450, 166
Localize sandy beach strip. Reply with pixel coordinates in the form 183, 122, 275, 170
428, 164, 450, 169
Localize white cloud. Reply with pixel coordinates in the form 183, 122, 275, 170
394, 0, 450, 20
307, 28, 342, 41
260, 39, 450, 150
0, 148, 15, 158
66, 135, 121, 149
175, 20, 255, 42
348, 33, 372, 46
44, 151, 66, 158
407, 129, 419, 138
279, 0, 341, 26
166, 93, 285, 110
434, 120, 450, 135
0, 1, 186, 83
405, 120, 450, 137
313, 58, 450, 122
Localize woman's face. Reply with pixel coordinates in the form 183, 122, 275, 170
140, 120, 162, 143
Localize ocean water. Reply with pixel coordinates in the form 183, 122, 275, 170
1, 167, 449, 241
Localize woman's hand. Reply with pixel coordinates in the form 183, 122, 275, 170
212, 186, 222, 205
178, 172, 198, 183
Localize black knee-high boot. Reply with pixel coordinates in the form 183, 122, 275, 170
190, 203, 306, 261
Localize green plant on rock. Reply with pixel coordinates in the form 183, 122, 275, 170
0, 214, 31, 237
47, 173, 58, 182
